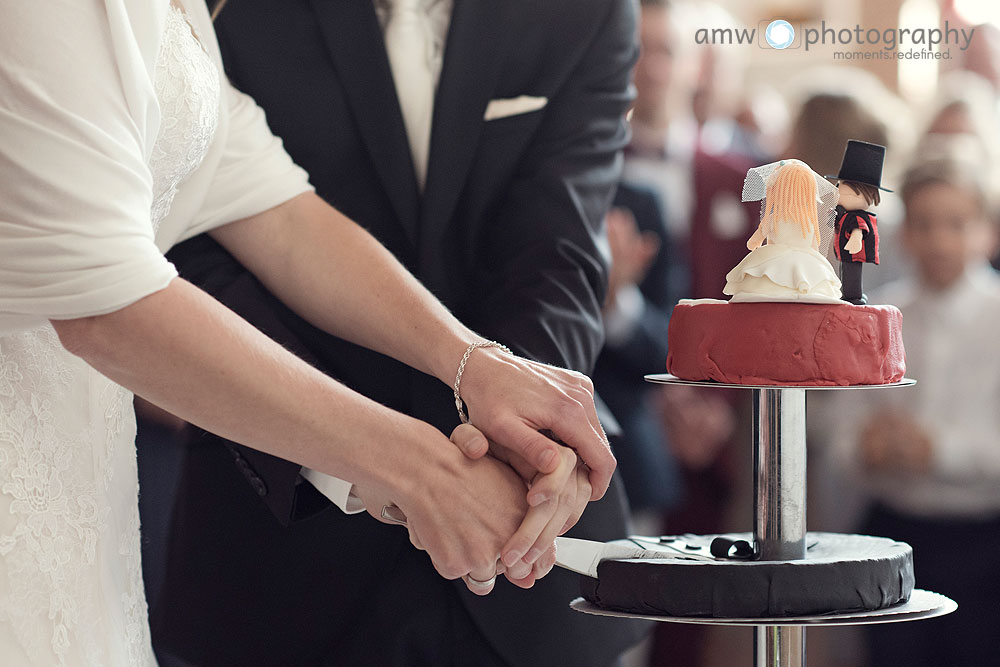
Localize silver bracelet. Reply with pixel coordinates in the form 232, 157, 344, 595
453, 341, 511, 424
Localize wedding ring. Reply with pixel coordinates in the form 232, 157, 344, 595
465, 573, 497, 588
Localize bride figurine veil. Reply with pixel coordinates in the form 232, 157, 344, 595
742, 159, 839, 258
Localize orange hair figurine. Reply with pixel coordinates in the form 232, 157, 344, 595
724, 159, 842, 303
754, 161, 821, 250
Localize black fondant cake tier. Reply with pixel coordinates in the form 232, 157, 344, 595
580, 532, 913, 618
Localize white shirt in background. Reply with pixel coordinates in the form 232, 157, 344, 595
829, 264, 1000, 519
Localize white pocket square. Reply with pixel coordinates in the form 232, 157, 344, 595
483, 95, 548, 121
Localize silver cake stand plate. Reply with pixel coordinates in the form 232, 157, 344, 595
634, 372, 927, 666
570, 589, 956, 627
644, 373, 917, 391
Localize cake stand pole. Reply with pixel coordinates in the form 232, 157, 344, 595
753, 387, 807, 667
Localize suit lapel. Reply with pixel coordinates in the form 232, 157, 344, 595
421, 0, 511, 234
309, 0, 421, 243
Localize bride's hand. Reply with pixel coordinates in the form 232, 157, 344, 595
455, 346, 615, 506
355, 424, 532, 596
451, 424, 589, 581
357, 424, 570, 590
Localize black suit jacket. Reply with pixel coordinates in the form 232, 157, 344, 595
153, 1, 647, 665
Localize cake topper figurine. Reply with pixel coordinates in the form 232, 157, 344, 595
723, 159, 842, 303
827, 140, 892, 305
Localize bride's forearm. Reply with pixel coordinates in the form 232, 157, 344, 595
50, 277, 452, 502
209, 192, 482, 387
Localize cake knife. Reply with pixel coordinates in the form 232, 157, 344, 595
554, 536, 708, 578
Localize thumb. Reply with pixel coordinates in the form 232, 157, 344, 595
450, 423, 489, 459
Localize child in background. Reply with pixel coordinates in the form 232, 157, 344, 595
830, 146, 1000, 667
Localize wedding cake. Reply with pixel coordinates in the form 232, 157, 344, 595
665, 159, 904, 386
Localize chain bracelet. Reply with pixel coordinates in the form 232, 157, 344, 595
453, 341, 511, 424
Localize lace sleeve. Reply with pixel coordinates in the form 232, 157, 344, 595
177, 78, 314, 242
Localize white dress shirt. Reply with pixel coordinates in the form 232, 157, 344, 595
829, 264, 1000, 519
302, 0, 453, 514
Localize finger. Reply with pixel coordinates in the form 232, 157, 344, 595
450, 423, 489, 459
505, 558, 533, 582
559, 465, 592, 535
500, 497, 558, 572
543, 408, 614, 501
535, 379, 615, 500
523, 444, 575, 507
499, 448, 576, 566
520, 471, 577, 567
503, 570, 537, 590
532, 543, 558, 581
430, 557, 464, 581
502, 444, 540, 482
502, 422, 562, 477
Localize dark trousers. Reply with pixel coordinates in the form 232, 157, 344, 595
152, 441, 512, 667
322, 543, 510, 667
840, 260, 865, 304
861, 504, 1000, 667
135, 419, 186, 625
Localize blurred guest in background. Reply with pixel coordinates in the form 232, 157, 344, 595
626, 0, 701, 265
939, 0, 1000, 92
784, 92, 890, 183
626, 4, 750, 665
829, 146, 1000, 667
916, 71, 1000, 205
594, 183, 684, 535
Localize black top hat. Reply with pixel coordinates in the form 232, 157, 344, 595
826, 140, 893, 192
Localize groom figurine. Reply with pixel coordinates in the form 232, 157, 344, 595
151, 0, 648, 665
828, 140, 892, 305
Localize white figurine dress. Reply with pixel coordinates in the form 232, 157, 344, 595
723, 219, 842, 304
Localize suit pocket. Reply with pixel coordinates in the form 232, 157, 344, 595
483, 95, 548, 121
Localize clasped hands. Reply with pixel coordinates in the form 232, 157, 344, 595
356, 347, 615, 596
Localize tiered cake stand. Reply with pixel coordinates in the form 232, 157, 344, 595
572, 374, 956, 667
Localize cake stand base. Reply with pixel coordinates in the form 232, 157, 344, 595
569, 589, 957, 626
620, 374, 946, 667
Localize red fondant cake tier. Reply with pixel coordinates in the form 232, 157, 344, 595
666, 301, 905, 386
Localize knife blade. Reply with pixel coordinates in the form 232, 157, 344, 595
628, 535, 718, 560
554, 536, 683, 578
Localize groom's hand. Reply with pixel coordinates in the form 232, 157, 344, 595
456, 347, 616, 502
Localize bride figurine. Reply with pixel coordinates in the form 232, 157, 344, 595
724, 159, 843, 303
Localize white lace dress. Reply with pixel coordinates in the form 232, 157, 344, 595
0, 7, 219, 665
